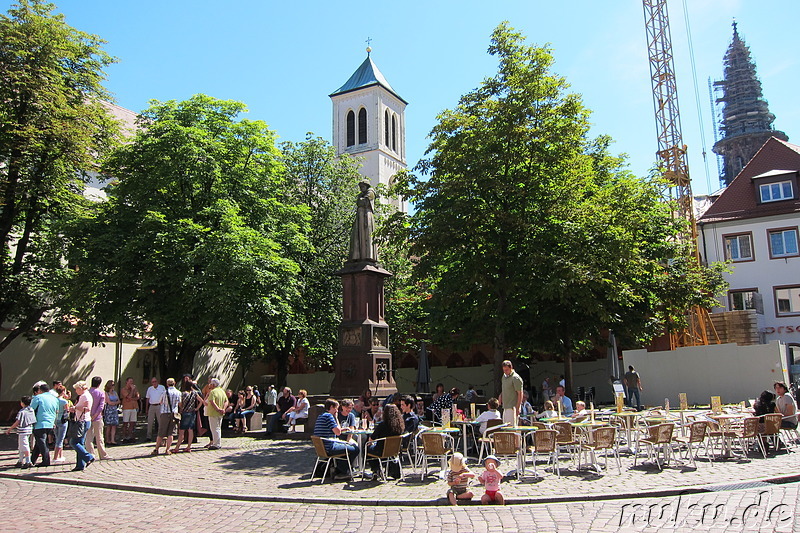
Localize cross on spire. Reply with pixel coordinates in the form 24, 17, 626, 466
365, 37, 372, 55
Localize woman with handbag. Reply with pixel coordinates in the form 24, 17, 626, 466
69, 381, 95, 471
172, 380, 204, 453
152, 378, 181, 455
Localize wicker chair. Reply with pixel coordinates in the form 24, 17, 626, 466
477, 419, 506, 462
635, 423, 673, 470
531, 429, 559, 477
365, 435, 404, 481
310, 436, 353, 484
579, 426, 620, 474
491, 431, 524, 479
418, 431, 455, 480
672, 420, 712, 467
553, 422, 579, 464
734, 417, 766, 459
761, 413, 785, 452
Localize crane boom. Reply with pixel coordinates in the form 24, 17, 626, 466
642, 0, 718, 348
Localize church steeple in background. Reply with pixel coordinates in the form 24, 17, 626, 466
712, 22, 788, 187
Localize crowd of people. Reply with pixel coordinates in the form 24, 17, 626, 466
5, 374, 281, 469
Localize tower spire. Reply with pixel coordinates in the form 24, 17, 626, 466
711, 23, 787, 186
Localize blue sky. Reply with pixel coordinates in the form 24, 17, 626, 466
7, 0, 798, 196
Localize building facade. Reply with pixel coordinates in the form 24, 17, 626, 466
699, 137, 800, 361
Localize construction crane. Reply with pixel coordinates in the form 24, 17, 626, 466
642, 0, 718, 349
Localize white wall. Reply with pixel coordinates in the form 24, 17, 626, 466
623, 341, 789, 407
699, 212, 800, 347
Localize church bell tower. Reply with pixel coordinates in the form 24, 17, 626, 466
330, 47, 408, 212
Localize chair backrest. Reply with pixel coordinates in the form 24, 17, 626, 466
644, 424, 660, 442
740, 417, 759, 439
763, 413, 782, 436
533, 429, 557, 452
688, 421, 708, 443
656, 423, 674, 444
484, 418, 504, 436
381, 435, 403, 458
530, 421, 546, 430
310, 435, 329, 458
553, 422, 574, 443
572, 415, 587, 423
420, 432, 450, 455
491, 431, 521, 455
591, 426, 616, 450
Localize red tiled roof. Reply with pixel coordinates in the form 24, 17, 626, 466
699, 137, 800, 223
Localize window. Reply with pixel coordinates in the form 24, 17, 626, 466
723, 233, 754, 262
384, 110, 390, 146
346, 110, 355, 147
759, 180, 794, 203
769, 228, 799, 258
391, 114, 397, 152
774, 285, 800, 317
729, 289, 760, 312
358, 108, 367, 144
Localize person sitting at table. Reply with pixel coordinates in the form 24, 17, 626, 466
366, 404, 405, 479
554, 385, 574, 416
537, 401, 558, 420
364, 397, 383, 425
355, 388, 372, 417
571, 401, 588, 420
400, 395, 419, 437
519, 391, 534, 424
774, 382, 798, 429
465, 385, 478, 402
432, 383, 446, 402
313, 398, 359, 481
430, 387, 460, 423
474, 398, 501, 435
337, 399, 358, 430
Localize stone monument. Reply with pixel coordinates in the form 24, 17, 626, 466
330, 181, 397, 397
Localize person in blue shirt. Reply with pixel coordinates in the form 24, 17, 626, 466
554, 385, 574, 416
313, 398, 359, 480
30, 383, 59, 467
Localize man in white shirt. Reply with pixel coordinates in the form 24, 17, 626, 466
145, 377, 166, 441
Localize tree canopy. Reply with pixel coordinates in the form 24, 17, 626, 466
62, 95, 308, 377
0, 0, 118, 352
405, 23, 727, 394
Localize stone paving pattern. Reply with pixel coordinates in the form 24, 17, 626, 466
3, 432, 800, 505
6, 476, 799, 532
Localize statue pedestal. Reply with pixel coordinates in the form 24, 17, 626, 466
330, 261, 397, 398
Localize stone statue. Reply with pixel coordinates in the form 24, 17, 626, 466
349, 180, 378, 262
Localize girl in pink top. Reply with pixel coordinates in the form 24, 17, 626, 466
70, 381, 95, 471
478, 455, 505, 505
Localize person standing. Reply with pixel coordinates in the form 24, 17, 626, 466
8, 396, 35, 468
264, 384, 278, 414
85, 376, 110, 460
103, 380, 120, 445
152, 378, 181, 455
205, 378, 228, 450
29, 383, 59, 467
70, 381, 95, 471
499, 360, 523, 425
624, 366, 643, 411
145, 377, 166, 441
541, 377, 552, 403
120, 377, 140, 443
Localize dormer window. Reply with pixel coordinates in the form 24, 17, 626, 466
759, 180, 793, 203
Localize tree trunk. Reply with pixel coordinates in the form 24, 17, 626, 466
493, 288, 507, 398
563, 350, 574, 400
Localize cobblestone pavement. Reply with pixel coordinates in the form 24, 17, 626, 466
6, 476, 799, 532
3, 432, 800, 505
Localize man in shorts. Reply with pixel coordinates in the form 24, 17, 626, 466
120, 377, 140, 442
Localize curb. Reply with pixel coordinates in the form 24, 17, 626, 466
2, 470, 799, 507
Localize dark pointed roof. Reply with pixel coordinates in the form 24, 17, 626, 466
700, 137, 800, 223
330, 55, 407, 104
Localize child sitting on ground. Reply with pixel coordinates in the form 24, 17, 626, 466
478, 455, 505, 505
6, 396, 35, 469
446, 452, 475, 505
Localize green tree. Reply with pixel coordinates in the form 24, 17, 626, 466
407, 23, 726, 395
235, 135, 363, 387
0, 0, 118, 352
62, 95, 308, 378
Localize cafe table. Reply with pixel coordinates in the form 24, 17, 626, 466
611, 411, 641, 453
708, 413, 746, 459
342, 428, 373, 477
450, 420, 480, 459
